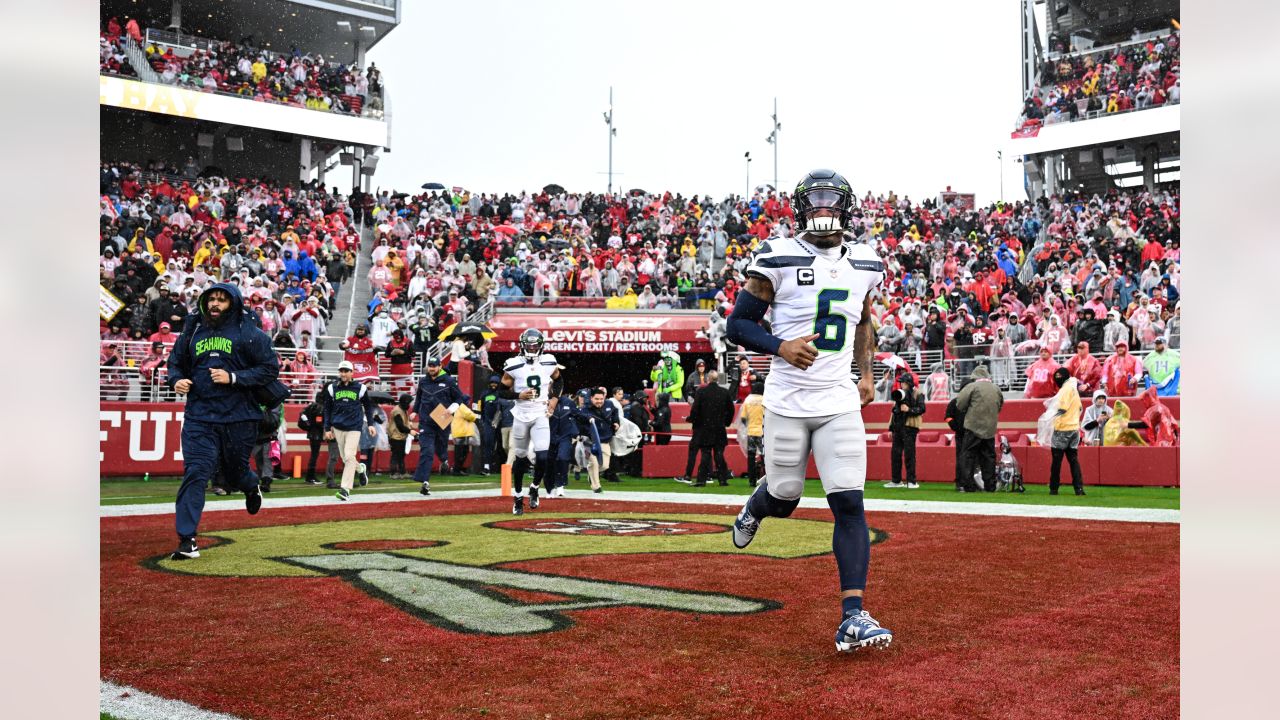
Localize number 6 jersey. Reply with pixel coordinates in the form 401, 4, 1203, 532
744, 234, 884, 417
503, 353, 559, 423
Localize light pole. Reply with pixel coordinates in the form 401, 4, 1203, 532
997, 150, 1004, 201
602, 87, 617, 196
745, 151, 752, 198
766, 97, 781, 191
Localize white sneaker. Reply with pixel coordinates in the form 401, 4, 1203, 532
906, 482, 920, 489
554, 487, 565, 498
883, 482, 905, 488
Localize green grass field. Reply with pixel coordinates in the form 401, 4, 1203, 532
101, 472, 1180, 510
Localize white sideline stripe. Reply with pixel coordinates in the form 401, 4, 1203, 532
101, 681, 242, 720
100, 488, 1178, 524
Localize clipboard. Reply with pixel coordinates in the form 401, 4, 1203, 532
429, 404, 453, 430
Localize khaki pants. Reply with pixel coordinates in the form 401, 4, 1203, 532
600, 444, 613, 473
333, 428, 363, 491
584, 454, 602, 490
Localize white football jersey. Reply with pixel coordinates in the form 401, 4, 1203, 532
503, 353, 559, 422
745, 233, 884, 417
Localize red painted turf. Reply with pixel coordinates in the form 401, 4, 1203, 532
101, 498, 1178, 720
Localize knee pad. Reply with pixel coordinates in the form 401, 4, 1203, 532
766, 476, 804, 504
826, 489, 865, 520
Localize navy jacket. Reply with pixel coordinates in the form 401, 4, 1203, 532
167, 282, 280, 424
584, 402, 619, 443
413, 370, 465, 429
323, 380, 377, 432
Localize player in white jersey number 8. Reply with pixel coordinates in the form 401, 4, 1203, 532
726, 168, 893, 652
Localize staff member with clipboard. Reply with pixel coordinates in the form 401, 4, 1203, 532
411, 356, 465, 496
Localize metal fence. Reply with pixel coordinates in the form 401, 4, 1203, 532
726, 346, 1158, 395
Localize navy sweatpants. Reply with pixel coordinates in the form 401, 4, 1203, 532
413, 427, 451, 484
177, 418, 259, 540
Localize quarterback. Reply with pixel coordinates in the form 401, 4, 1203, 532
499, 328, 562, 515
726, 169, 893, 652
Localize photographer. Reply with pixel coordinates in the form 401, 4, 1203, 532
885, 370, 926, 489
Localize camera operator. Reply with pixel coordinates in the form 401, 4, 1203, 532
885, 370, 926, 489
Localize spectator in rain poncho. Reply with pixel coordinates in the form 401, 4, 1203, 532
1102, 341, 1143, 398
924, 362, 951, 402
1081, 389, 1112, 446
1136, 386, 1180, 446
1023, 347, 1061, 399
987, 326, 1015, 388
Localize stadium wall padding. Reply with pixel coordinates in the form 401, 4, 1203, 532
98, 398, 1179, 486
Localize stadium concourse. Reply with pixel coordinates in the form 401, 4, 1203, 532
100, 19, 384, 117
102, 158, 1181, 403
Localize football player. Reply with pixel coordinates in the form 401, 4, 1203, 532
725, 169, 893, 653
499, 328, 562, 515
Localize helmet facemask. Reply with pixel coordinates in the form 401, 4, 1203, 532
797, 188, 850, 236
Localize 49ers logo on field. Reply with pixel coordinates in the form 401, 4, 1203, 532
152, 512, 879, 637
488, 518, 727, 536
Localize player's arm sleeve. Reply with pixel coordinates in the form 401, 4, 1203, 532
727, 288, 783, 355
498, 372, 520, 399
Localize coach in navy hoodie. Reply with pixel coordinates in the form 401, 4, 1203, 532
166, 282, 280, 560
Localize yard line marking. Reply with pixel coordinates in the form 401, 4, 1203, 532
101, 681, 243, 720
100, 489, 1178, 524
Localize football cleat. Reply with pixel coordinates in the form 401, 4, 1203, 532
245, 487, 263, 515
419, 482, 431, 496
513, 496, 525, 515
732, 483, 769, 549
835, 610, 893, 653
529, 485, 540, 509
170, 538, 199, 560
335, 488, 350, 501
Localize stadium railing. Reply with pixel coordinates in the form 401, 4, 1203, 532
725, 346, 1158, 395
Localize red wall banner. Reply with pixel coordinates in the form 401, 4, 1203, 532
101, 397, 1178, 486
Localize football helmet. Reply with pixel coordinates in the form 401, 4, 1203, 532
793, 169, 853, 235
518, 328, 546, 361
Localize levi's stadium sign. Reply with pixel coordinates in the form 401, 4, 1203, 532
488, 312, 712, 353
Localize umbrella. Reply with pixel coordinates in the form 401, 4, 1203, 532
543, 183, 565, 195
492, 224, 520, 236
421, 182, 446, 190
628, 188, 647, 197
367, 389, 397, 405
438, 321, 497, 341
875, 352, 908, 371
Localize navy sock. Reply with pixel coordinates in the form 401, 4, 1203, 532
827, 490, 870, 602
746, 482, 801, 519
842, 595, 863, 617
532, 451, 548, 488
512, 457, 529, 494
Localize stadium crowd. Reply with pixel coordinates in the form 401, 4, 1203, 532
99, 159, 375, 395
101, 17, 384, 117
1018, 31, 1179, 128
101, 154, 1181, 402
